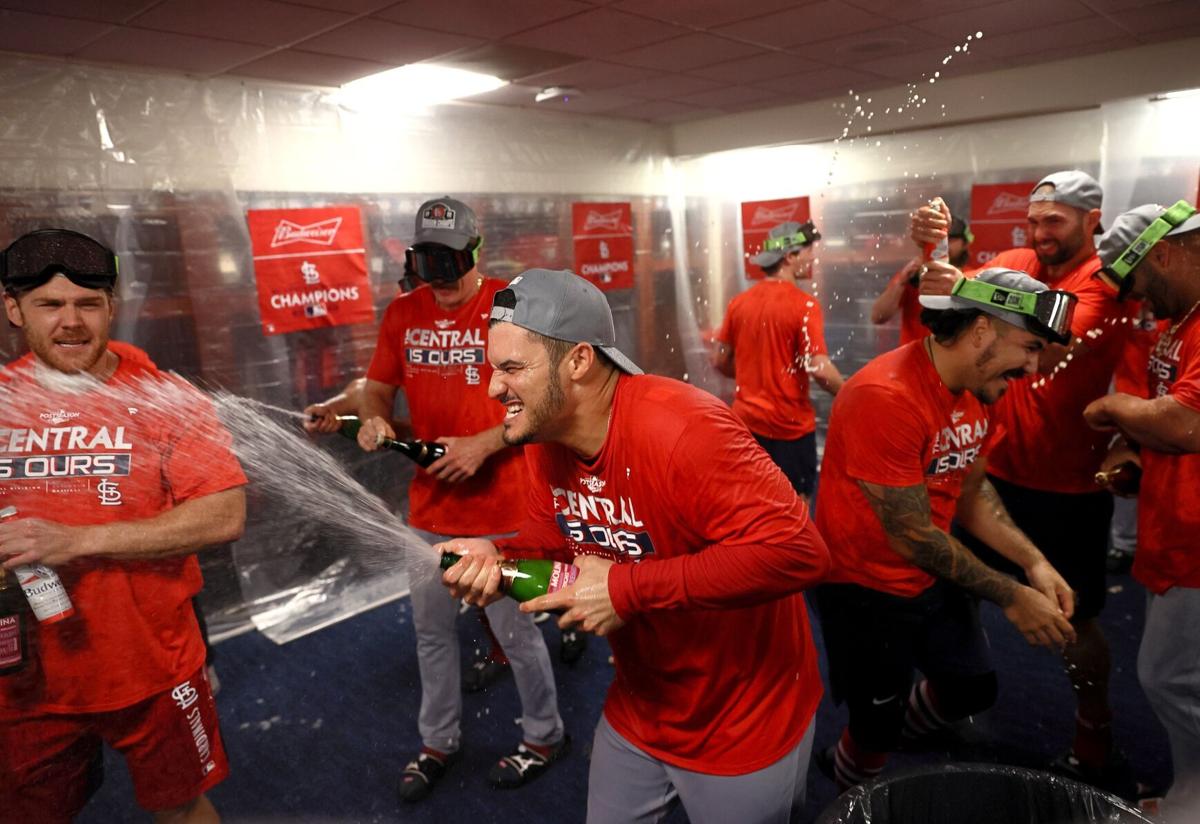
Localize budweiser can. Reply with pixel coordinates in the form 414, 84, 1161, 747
0, 505, 75, 623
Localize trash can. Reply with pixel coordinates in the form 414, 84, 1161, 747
817, 763, 1152, 824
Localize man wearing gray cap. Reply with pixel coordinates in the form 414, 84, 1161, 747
813, 268, 1077, 791
441, 269, 832, 824
912, 171, 1138, 788
309, 198, 566, 801
1085, 201, 1200, 817
711, 220, 844, 501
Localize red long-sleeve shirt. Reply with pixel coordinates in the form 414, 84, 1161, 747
499, 374, 829, 775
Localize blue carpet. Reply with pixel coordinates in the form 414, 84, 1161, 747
78, 569, 1169, 823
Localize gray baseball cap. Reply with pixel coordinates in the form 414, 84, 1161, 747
1029, 171, 1103, 213
413, 196, 478, 250
1098, 202, 1200, 269
920, 267, 1075, 343
749, 220, 820, 268
489, 268, 642, 374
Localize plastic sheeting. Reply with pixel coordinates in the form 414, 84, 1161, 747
817, 763, 1151, 824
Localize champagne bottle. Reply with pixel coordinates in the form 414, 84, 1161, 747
1094, 461, 1142, 496
439, 552, 579, 603
923, 197, 950, 264
0, 567, 29, 676
0, 506, 75, 624
325, 415, 447, 468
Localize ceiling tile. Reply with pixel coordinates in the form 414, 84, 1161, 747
75, 27, 270, 74
437, 43, 580, 81
610, 33, 763, 72
655, 105, 723, 122
1003, 37, 1134, 67
299, 18, 481, 64
844, 0, 1002, 23
688, 50, 824, 83
514, 59, 661, 90
911, 0, 1094, 41
608, 73, 727, 100
373, 0, 591, 39
231, 48, 390, 86
848, 43, 1005, 81
799, 24, 954, 69
752, 65, 889, 96
605, 98, 705, 121
675, 84, 778, 108
609, 0, 799, 29
0, 1, 155, 23
130, 0, 352, 47
0, 9, 111, 54
505, 7, 686, 58
1134, 23, 1200, 45
969, 17, 1126, 61
1108, 0, 1200, 36
1070, 0, 1175, 11
714, 1, 881, 48
281, 0, 397, 11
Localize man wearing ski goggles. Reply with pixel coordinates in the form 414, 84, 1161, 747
0, 228, 119, 293
921, 274, 1078, 345
1096, 199, 1198, 300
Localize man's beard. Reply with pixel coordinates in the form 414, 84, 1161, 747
502, 369, 566, 446
1035, 225, 1086, 267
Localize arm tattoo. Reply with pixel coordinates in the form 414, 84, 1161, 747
858, 480, 1017, 607
976, 478, 1018, 531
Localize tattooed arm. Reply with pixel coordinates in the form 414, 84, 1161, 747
955, 458, 1074, 618
857, 479, 1076, 648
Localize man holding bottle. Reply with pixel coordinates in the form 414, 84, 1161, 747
307, 198, 566, 801
443, 268, 831, 824
1085, 201, 1200, 818
0, 228, 247, 824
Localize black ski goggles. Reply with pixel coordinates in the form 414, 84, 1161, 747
951, 277, 1077, 345
1098, 200, 1197, 300
0, 228, 119, 293
404, 238, 482, 285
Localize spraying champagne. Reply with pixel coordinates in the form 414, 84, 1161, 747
319, 415, 447, 468
923, 197, 951, 264
440, 551, 579, 604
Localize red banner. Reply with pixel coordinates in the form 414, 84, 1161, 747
740, 196, 810, 279
572, 202, 633, 291
967, 182, 1036, 268
246, 206, 375, 336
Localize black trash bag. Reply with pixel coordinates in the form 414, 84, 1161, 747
818, 763, 1152, 824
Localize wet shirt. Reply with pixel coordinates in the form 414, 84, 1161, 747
367, 278, 526, 535
0, 345, 246, 713
816, 341, 996, 598
982, 248, 1136, 494
1136, 309, 1200, 594
499, 374, 829, 775
716, 280, 828, 440
1114, 313, 1168, 398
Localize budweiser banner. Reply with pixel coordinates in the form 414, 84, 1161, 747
572, 202, 634, 291
967, 182, 1037, 268
246, 206, 374, 336
740, 196, 810, 279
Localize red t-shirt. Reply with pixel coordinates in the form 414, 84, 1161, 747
499, 374, 829, 775
1136, 310, 1200, 594
1113, 313, 1168, 398
983, 248, 1136, 493
367, 278, 526, 535
716, 280, 829, 439
0, 345, 246, 713
816, 341, 998, 597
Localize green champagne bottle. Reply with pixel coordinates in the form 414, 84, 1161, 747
327, 415, 447, 468
439, 552, 579, 603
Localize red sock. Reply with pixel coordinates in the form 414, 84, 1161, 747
1072, 710, 1113, 769
523, 740, 556, 758
420, 746, 450, 763
834, 728, 887, 792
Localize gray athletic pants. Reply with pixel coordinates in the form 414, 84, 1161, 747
409, 529, 563, 753
586, 713, 815, 824
1139, 587, 1200, 820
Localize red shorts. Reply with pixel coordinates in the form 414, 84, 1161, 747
0, 665, 228, 820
